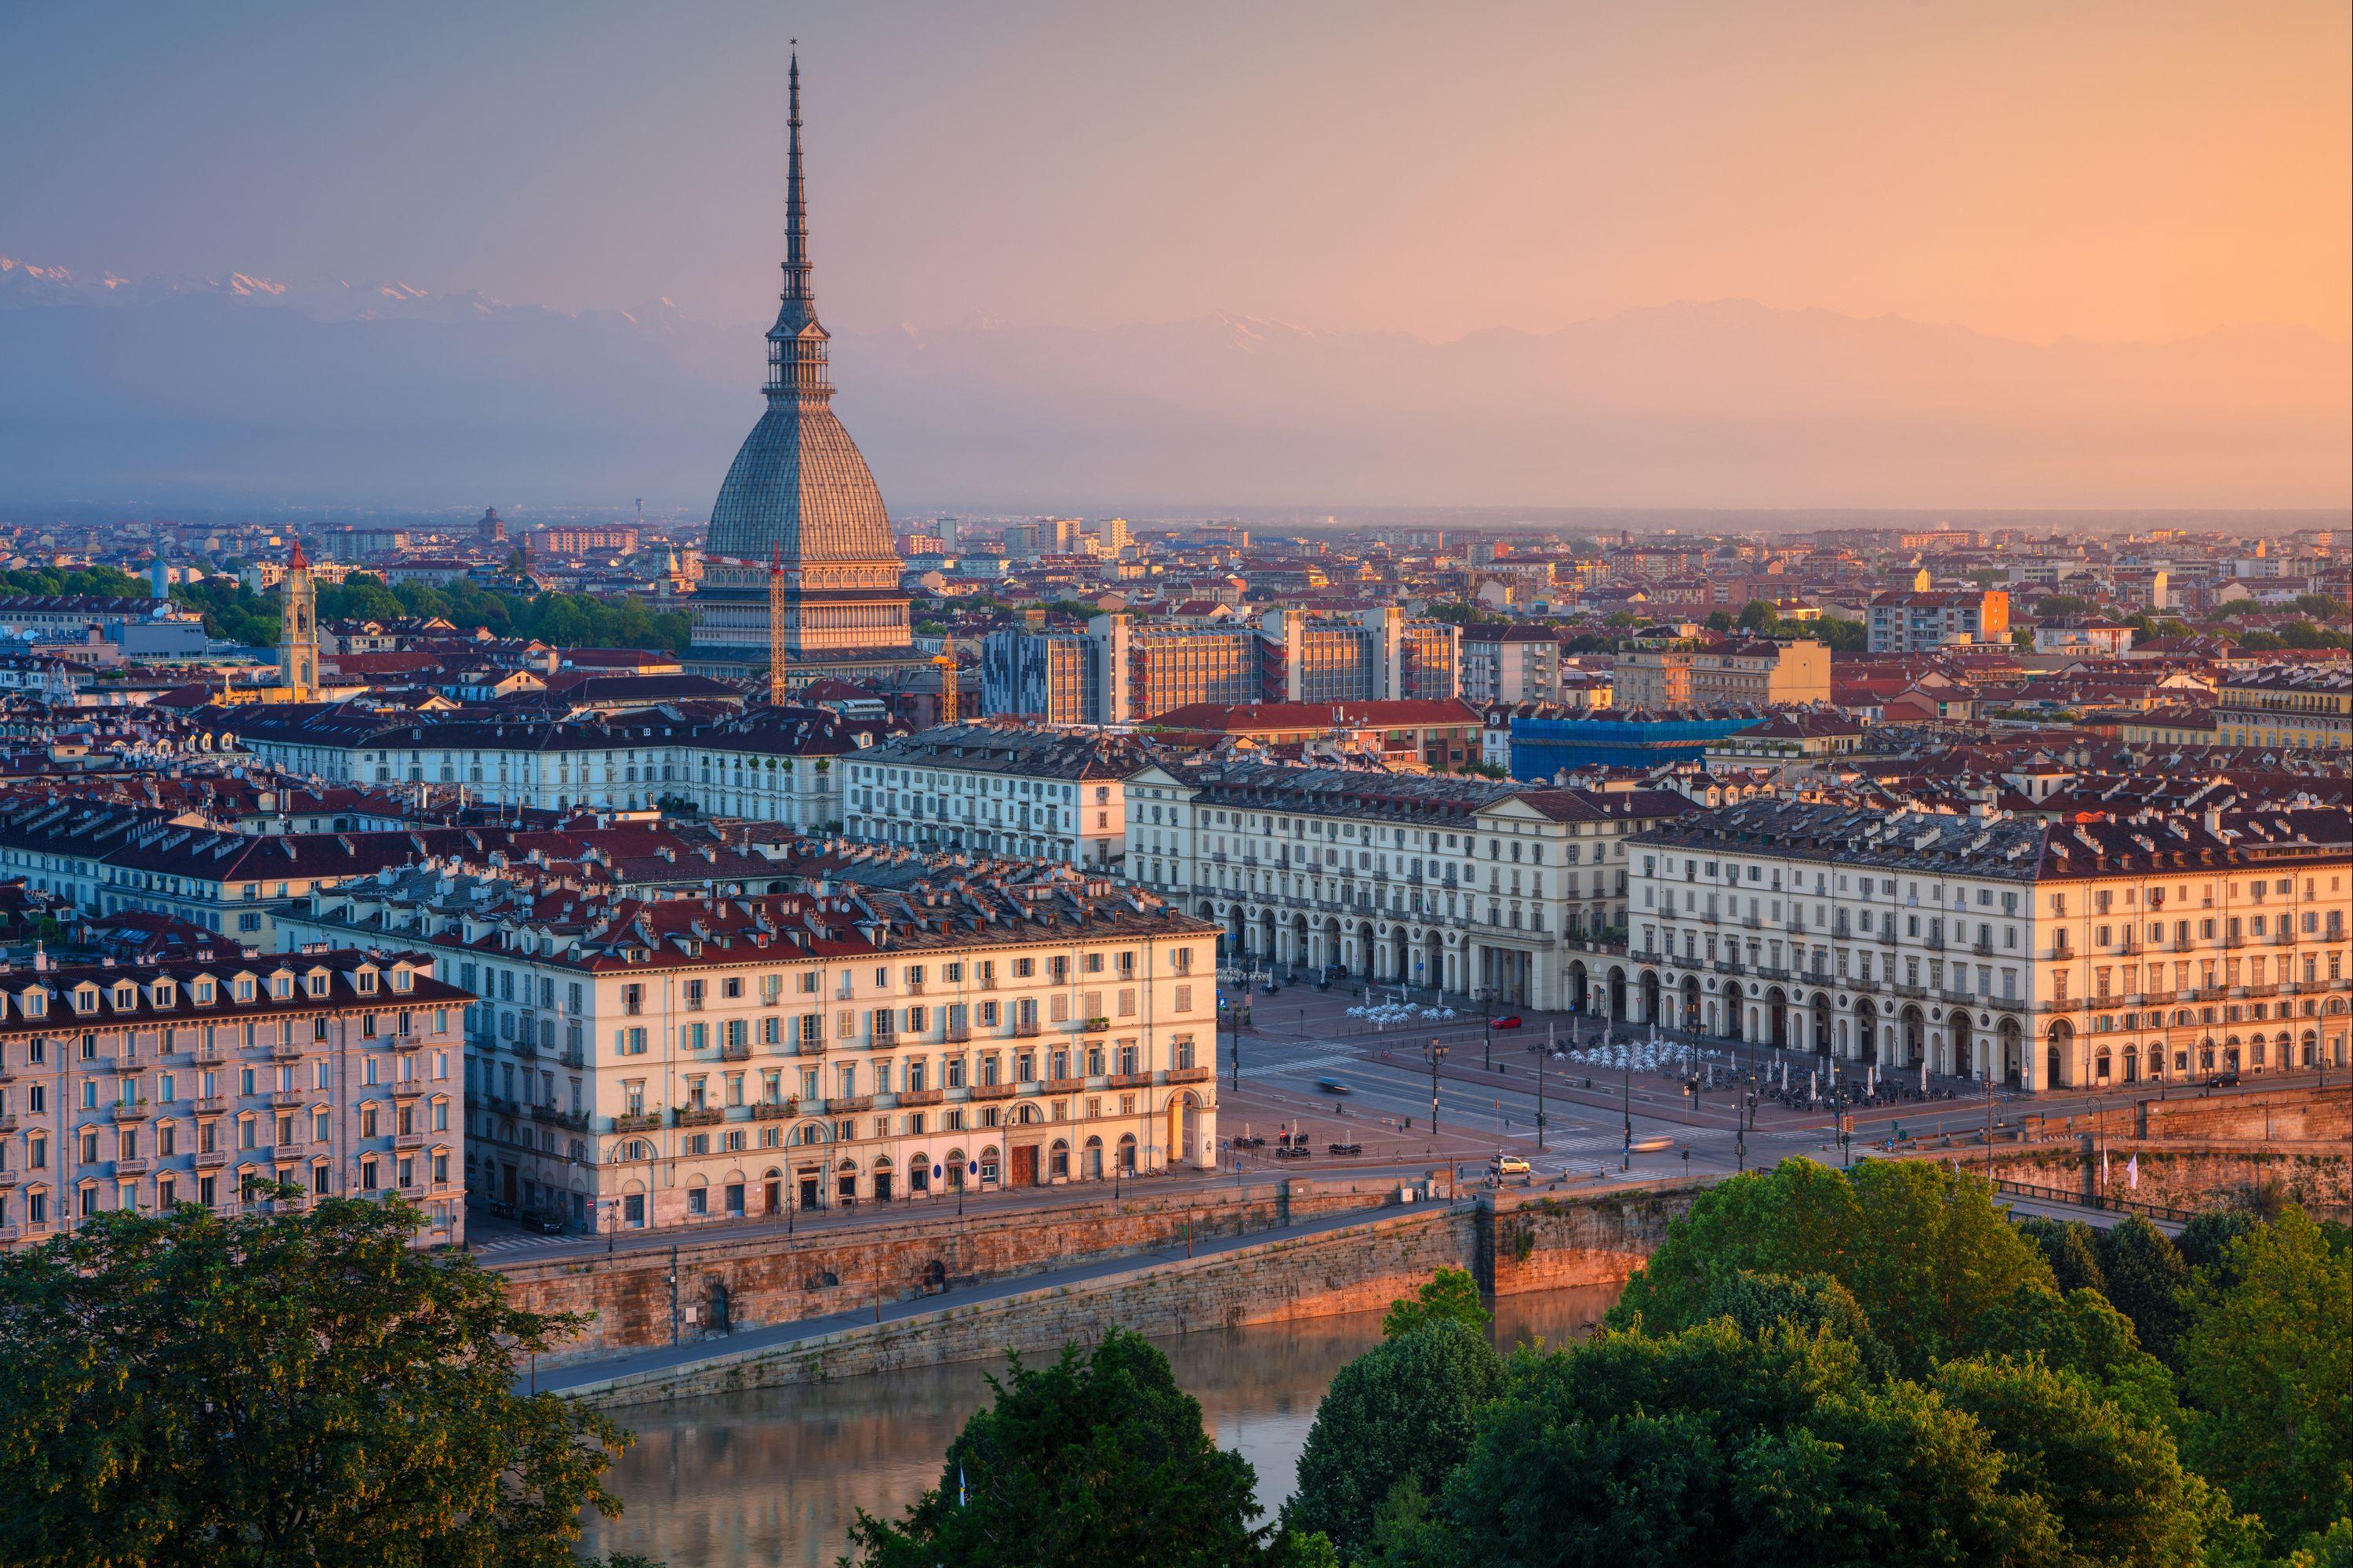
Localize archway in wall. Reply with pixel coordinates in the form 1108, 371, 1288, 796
1322, 917, 1344, 974
1569, 962, 1591, 1014
2044, 1019, 2071, 1090
1900, 1005, 1925, 1068
1950, 1015, 1974, 1079
1811, 993, 1832, 1057
1606, 966, 1627, 1021
1722, 983, 1745, 1042
1998, 1017, 2024, 1086
1424, 931, 1446, 992
1683, 977, 1704, 1031
1856, 1000, 1879, 1064
1765, 986, 1788, 1050
1640, 970, 1662, 1029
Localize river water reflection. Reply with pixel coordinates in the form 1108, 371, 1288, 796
586, 1284, 1623, 1568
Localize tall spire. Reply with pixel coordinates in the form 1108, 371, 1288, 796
782, 45, 811, 314
763, 42, 831, 405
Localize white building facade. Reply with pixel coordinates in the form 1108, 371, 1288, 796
1625, 801, 2351, 1092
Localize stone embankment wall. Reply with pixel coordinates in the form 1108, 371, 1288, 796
1980, 1139, 2350, 1220
567, 1181, 1701, 1408
504, 1176, 1422, 1364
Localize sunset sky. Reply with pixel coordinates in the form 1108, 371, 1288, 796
4, 0, 2345, 347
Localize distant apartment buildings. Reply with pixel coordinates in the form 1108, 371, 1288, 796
1612, 638, 1831, 709
981, 609, 1460, 726
1867, 590, 2011, 653
1458, 624, 1607, 707
842, 724, 1146, 868
2213, 666, 2352, 752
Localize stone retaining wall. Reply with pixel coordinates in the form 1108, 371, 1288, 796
505, 1176, 1422, 1364
566, 1179, 1704, 1409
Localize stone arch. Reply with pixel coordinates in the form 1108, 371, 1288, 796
2045, 1018, 2074, 1089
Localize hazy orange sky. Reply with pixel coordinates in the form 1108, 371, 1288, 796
2, 0, 2347, 346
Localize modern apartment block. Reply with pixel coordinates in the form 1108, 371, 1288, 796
1865, 589, 2011, 653
0, 950, 473, 1250
284, 868, 1218, 1233
1626, 800, 2351, 1092
980, 609, 1460, 726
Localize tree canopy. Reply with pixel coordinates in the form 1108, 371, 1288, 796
172, 572, 692, 656
1609, 1158, 2054, 1377
849, 1329, 1330, 1568
0, 1194, 632, 1568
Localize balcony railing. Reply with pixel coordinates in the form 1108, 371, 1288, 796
613, 1111, 660, 1133
1107, 1071, 1152, 1089
674, 1107, 725, 1127
970, 1082, 1016, 1101
897, 1088, 943, 1108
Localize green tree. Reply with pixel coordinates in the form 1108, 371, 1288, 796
1697, 1269, 1895, 1380
2035, 594, 2098, 619
1931, 1355, 2215, 1568
849, 1330, 1312, 1568
1391, 1322, 2066, 1568
1808, 615, 1867, 653
2014, 1215, 2109, 1296
1735, 599, 1777, 631
2175, 1209, 2353, 1544
1609, 1158, 2054, 1377
1703, 609, 1734, 632
2091, 1216, 2191, 1365
0, 1195, 631, 1568
2237, 630, 2286, 651
2175, 1210, 2263, 1284
1380, 1268, 1491, 1340
1285, 1320, 1504, 1563
1960, 1285, 2184, 1436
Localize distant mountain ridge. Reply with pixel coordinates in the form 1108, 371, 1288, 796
2, 256, 2344, 511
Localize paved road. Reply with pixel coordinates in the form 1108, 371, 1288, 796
523, 1191, 1476, 1397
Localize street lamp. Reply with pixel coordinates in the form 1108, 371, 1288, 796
1424, 1038, 1449, 1138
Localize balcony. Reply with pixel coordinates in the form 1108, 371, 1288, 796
1012, 1020, 1042, 1039
673, 1107, 725, 1128
1080, 1017, 1110, 1033
114, 1157, 151, 1178
2243, 983, 2279, 999
111, 1102, 149, 1122
268, 1090, 304, 1109
969, 1082, 1016, 1101
826, 1094, 874, 1115
1107, 1071, 1152, 1090
513, 1038, 539, 1059
395, 1131, 425, 1151
720, 1041, 751, 1061
747, 1099, 797, 1120
613, 1111, 661, 1133
978, 974, 998, 991
2193, 984, 2228, 1001
1167, 1065, 1214, 1084
1974, 940, 1995, 957
195, 1095, 227, 1115
2140, 989, 2177, 1005
1940, 988, 1976, 1006
944, 1024, 971, 1044
195, 1150, 229, 1169
562, 1049, 587, 1068
1044, 1076, 1086, 1095
897, 1088, 943, 1108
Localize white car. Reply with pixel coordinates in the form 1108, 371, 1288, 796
1489, 1154, 1531, 1177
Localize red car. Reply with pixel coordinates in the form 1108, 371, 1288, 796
1491, 1014, 1523, 1030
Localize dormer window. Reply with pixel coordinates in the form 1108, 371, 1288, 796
355, 970, 379, 995
22, 990, 45, 1019
271, 975, 293, 1001
192, 979, 215, 1006
113, 984, 136, 1011
234, 977, 256, 1002
71, 988, 99, 1016
306, 973, 330, 999
389, 968, 413, 993
151, 981, 176, 1008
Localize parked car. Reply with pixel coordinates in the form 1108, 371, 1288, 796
2204, 1068, 2242, 1088
1491, 1014, 1524, 1030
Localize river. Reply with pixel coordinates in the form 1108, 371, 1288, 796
583, 1284, 1623, 1567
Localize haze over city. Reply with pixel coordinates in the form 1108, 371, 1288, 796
2, 0, 2347, 512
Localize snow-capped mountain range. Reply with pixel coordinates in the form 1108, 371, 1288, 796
1, 256, 2344, 511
